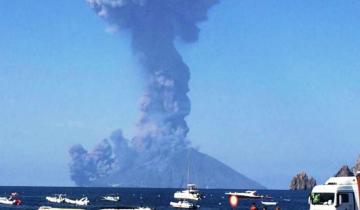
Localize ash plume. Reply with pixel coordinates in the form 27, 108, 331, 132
69, 0, 263, 188
91, 0, 217, 152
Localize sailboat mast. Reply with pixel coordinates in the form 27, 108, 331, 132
187, 148, 191, 185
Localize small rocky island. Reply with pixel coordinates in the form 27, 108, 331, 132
290, 155, 359, 190
334, 156, 360, 177
290, 171, 317, 190
353, 156, 360, 173
335, 165, 354, 177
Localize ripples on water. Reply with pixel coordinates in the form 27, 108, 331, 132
0, 187, 310, 210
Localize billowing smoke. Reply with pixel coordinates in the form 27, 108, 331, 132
69, 0, 219, 187
96, 0, 218, 153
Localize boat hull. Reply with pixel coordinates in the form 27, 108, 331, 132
64, 198, 89, 206
170, 201, 199, 209
0, 197, 15, 205
174, 192, 200, 201
261, 201, 278, 206
46, 196, 65, 203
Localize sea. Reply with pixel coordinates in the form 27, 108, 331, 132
0, 187, 310, 210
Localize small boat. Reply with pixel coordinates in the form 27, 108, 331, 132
225, 190, 263, 199
0, 197, 16, 205
46, 194, 65, 203
170, 200, 199, 209
261, 201, 278, 206
64, 197, 89, 206
0, 193, 22, 205
174, 184, 201, 201
102, 195, 120, 202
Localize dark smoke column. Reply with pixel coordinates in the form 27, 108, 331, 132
69, 0, 264, 189
89, 0, 218, 152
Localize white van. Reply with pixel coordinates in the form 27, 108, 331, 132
309, 172, 360, 210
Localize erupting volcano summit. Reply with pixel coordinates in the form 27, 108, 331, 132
69, 0, 263, 189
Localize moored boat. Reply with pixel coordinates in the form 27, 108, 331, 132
225, 190, 264, 199
103, 195, 120, 202
64, 197, 89, 206
174, 184, 201, 201
170, 200, 199, 209
46, 194, 66, 203
261, 201, 278, 206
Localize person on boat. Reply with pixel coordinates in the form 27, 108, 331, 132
9, 192, 21, 205
250, 202, 258, 210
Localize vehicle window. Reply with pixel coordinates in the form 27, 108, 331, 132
310, 193, 335, 205
338, 193, 349, 204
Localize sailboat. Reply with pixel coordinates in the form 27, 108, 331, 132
170, 149, 201, 208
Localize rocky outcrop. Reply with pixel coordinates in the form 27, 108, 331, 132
353, 156, 360, 174
335, 165, 354, 177
335, 155, 360, 176
290, 172, 316, 190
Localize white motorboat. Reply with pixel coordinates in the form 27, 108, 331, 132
102, 195, 120, 202
46, 194, 65, 203
225, 190, 263, 199
261, 201, 278, 206
64, 197, 89, 206
0, 193, 22, 205
0, 197, 15, 205
170, 200, 199, 209
174, 184, 201, 201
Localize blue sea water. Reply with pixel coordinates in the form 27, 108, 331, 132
0, 187, 310, 210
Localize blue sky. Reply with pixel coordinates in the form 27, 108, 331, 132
1, 0, 360, 189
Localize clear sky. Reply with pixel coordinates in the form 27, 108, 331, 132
1, 0, 360, 189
